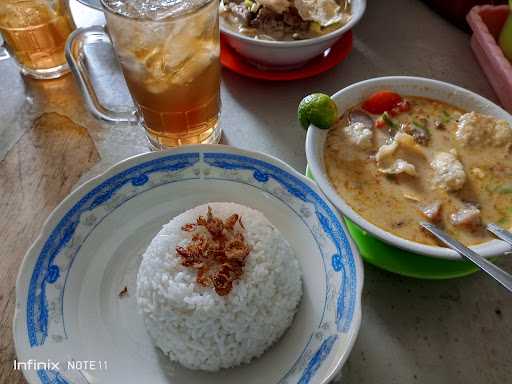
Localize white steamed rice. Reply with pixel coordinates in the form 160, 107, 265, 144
136, 202, 303, 371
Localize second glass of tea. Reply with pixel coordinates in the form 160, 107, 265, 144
67, 0, 221, 148
0, 0, 74, 79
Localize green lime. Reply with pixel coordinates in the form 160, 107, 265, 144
298, 93, 338, 130
499, 8, 512, 62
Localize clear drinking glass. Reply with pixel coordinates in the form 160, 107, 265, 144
0, 0, 74, 79
66, 0, 221, 149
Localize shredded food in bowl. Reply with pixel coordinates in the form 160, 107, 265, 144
220, 0, 352, 41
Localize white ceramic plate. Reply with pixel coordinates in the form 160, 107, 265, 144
220, 0, 366, 68
14, 145, 363, 384
306, 76, 512, 260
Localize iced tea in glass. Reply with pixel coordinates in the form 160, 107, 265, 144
0, 0, 74, 79
101, 0, 221, 148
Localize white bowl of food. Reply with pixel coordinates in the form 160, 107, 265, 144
306, 76, 512, 260
220, 0, 366, 68
14, 145, 363, 384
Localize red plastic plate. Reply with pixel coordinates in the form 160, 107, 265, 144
220, 31, 353, 81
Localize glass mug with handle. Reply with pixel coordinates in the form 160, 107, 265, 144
0, 0, 74, 79
66, 0, 221, 149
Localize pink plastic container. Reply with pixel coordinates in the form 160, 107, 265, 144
467, 5, 512, 113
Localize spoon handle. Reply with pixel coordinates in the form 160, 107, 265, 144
487, 223, 512, 247
421, 222, 512, 293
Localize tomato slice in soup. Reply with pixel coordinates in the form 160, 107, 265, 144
362, 91, 403, 114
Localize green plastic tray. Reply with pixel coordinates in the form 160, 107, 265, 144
306, 166, 479, 279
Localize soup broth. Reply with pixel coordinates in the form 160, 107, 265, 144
325, 95, 512, 246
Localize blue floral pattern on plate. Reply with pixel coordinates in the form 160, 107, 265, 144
18, 149, 361, 384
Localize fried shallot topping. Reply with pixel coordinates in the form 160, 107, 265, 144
176, 207, 251, 296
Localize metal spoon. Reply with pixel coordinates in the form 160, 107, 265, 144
487, 223, 512, 247
421, 222, 512, 293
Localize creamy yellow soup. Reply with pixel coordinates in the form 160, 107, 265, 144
325, 96, 512, 246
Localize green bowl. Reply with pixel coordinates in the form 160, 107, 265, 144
306, 166, 479, 279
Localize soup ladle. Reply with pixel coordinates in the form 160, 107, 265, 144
421, 222, 512, 293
